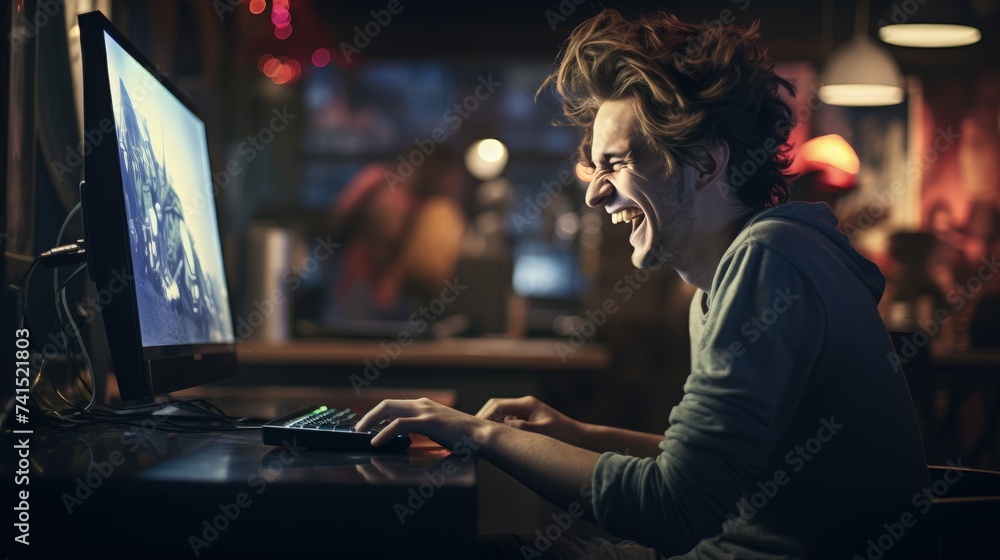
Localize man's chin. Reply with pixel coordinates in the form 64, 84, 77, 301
632, 243, 673, 270
630, 249, 648, 269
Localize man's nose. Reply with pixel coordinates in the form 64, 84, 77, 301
585, 173, 614, 208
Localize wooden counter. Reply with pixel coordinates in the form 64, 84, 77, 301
236, 337, 611, 370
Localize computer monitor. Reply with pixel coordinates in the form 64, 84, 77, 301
78, 11, 237, 401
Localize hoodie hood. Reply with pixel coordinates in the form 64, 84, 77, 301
739, 201, 886, 301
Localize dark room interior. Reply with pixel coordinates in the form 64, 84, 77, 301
4, 0, 1000, 558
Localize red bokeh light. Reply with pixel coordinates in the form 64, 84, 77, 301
262, 57, 300, 86
248, 0, 265, 15
257, 54, 273, 72
262, 57, 282, 78
270, 7, 290, 26
274, 23, 292, 40
311, 48, 330, 68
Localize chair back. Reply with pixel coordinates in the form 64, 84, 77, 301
927, 465, 1000, 559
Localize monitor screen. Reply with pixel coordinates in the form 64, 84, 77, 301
104, 31, 234, 348
80, 11, 237, 400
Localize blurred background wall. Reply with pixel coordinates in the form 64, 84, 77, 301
15, 0, 1000, 467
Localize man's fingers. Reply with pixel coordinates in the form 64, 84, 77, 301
475, 398, 504, 419
353, 401, 386, 432
504, 419, 541, 433
356, 399, 408, 432
475, 396, 537, 421
370, 416, 419, 447
504, 418, 526, 430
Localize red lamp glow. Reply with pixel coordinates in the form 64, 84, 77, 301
794, 134, 860, 191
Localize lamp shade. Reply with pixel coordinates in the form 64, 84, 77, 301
818, 35, 904, 106
877, 0, 981, 47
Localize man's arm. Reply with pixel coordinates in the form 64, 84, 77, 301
577, 423, 663, 457
478, 422, 602, 521
588, 243, 826, 555
476, 396, 664, 457
355, 398, 602, 520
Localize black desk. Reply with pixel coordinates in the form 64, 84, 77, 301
14, 420, 476, 559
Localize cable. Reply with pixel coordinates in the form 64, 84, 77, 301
59, 264, 94, 392
55, 202, 82, 256
53, 202, 83, 331
28, 263, 101, 422
33, 285, 99, 422
17, 257, 42, 332
21, 214, 258, 429
60, 283, 96, 407
17, 200, 85, 347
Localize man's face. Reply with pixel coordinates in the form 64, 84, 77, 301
586, 99, 696, 270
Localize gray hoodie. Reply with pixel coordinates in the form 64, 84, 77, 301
591, 202, 930, 558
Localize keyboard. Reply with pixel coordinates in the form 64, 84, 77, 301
261, 405, 411, 453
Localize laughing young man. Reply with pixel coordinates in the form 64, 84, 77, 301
354, 10, 930, 559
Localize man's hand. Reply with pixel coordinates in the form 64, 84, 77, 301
359, 397, 602, 519
475, 396, 584, 446
355, 397, 487, 449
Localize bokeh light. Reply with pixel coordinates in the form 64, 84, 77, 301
270, 7, 290, 26
311, 48, 331, 68
261, 57, 282, 78
257, 54, 273, 72
477, 139, 506, 163
465, 139, 509, 181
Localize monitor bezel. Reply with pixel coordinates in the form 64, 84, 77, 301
79, 11, 237, 401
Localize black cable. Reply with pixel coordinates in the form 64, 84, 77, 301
21, 205, 259, 429
29, 265, 98, 422
53, 202, 82, 333
58, 264, 92, 391
41, 410, 260, 432
18, 257, 42, 333
17, 200, 84, 350
29, 263, 117, 422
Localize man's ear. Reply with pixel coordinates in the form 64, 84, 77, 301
693, 142, 729, 192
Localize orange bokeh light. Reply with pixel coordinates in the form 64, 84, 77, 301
799, 134, 860, 174
257, 54, 273, 72
262, 57, 282, 78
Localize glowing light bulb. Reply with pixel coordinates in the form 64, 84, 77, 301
465, 139, 509, 181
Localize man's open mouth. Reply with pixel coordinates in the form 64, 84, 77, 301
613, 207, 646, 235
611, 207, 644, 225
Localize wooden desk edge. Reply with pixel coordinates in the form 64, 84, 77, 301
237, 339, 611, 370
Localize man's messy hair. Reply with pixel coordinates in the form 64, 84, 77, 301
541, 9, 796, 208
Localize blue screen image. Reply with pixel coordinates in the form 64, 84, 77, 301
105, 31, 235, 347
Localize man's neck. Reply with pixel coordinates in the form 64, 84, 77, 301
679, 205, 764, 294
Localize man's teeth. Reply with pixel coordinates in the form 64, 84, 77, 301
611, 208, 644, 224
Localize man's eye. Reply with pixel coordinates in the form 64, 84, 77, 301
610, 161, 625, 171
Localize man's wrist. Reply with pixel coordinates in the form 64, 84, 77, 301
573, 421, 596, 450
471, 419, 501, 458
